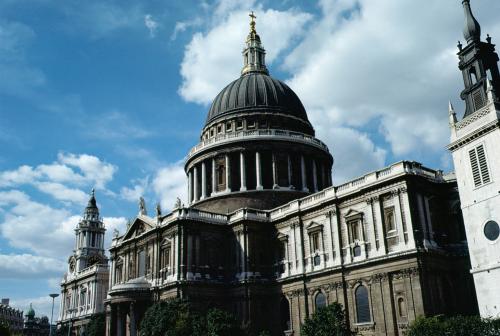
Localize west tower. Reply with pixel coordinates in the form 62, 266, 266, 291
448, 0, 500, 318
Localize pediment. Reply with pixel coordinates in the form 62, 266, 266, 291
276, 232, 288, 241
123, 216, 155, 240
306, 221, 323, 232
344, 209, 363, 220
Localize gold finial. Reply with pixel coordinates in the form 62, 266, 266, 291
249, 11, 256, 34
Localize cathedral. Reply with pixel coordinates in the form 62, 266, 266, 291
58, 190, 109, 334
54, 1, 500, 335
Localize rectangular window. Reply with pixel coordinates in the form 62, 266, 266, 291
247, 120, 256, 129
236, 120, 244, 129
310, 232, 320, 252
348, 220, 360, 243
226, 122, 232, 131
383, 206, 396, 232
469, 144, 490, 187
217, 124, 223, 133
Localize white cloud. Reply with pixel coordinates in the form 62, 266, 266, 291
152, 161, 187, 210
144, 14, 159, 37
34, 182, 88, 204
178, 7, 312, 104
10, 296, 57, 320
0, 190, 77, 256
103, 216, 128, 248
57, 152, 117, 190
0, 254, 66, 279
120, 177, 149, 202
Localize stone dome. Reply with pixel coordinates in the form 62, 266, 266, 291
205, 73, 311, 127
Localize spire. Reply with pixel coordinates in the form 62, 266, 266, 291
241, 11, 269, 76
449, 101, 457, 127
83, 188, 99, 221
462, 0, 481, 43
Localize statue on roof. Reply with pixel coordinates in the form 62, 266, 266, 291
139, 197, 147, 216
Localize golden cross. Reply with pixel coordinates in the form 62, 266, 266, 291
249, 11, 256, 23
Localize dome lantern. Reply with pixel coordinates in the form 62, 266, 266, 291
241, 11, 269, 76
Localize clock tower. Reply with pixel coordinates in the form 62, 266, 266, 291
448, 0, 500, 318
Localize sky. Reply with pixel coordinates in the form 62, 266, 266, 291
1, 0, 500, 320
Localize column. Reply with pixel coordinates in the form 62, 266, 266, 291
256, 151, 263, 190
105, 304, 112, 336
301, 155, 309, 192
129, 302, 136, 336
312, 160, 318, 192
393, 191, 405, 248
240, 152, 247, 191
272, 153, 278, 188
116, 305, 123, 336
225, 153, 231, 192
211, 158, 216, 196
188, 170, 192, 204
193, 166, 198, 202
287, 155, 292, 188
201, 161, 207, 200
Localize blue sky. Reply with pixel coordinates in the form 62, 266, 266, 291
1, 0, 500, 319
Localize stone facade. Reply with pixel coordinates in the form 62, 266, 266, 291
0, 298, 23, 334
107, 161, 476, 336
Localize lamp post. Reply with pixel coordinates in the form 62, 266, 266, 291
49, 293, 59, 336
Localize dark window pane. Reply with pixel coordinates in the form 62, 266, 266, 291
315, 293, 326, 310
355, 285, 370, 323
484, 221, 500, 241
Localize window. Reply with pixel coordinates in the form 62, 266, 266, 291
226, 122, 232, 131
236, 120, 243, 129
247, 120, 256, 129
280, 296, 291, 332
310, 232, 320, 252
315, 292, 327, 310
217, 124, 223, 133
348, 219, 361, 243
91, 232, 96, 247
355, 285, 371, 323
384, 206, 396, 232
484, 220, 500, 241
469, 144, 490, 187
398, 297, 407, 318
138, 250, 146, 277
470, 68, 478, 85
210, 129, 215, 137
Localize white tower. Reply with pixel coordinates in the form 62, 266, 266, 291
448, 0, 500, 318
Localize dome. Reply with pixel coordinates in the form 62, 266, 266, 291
26, 303, 35, 318
205, 73, 310, 127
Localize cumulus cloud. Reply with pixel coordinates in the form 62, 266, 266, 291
11, 296, 57, 320
120, 177, 149, 202
152, 161, 187, 210
178, 7, 312, 104
144, 14, 159, 37
57, 153, 117, 189
0, 254, 66, 279
103, 216, 128, 247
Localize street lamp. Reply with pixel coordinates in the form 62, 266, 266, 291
49, 293, 59, 336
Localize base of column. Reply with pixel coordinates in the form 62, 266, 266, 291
240, 187, 247, 191
302, 187, 309, 192
273, 184, 279, 189
256, 185, 264, 190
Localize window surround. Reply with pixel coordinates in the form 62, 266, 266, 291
353, 283, 372, 325
306, 222, 324, 267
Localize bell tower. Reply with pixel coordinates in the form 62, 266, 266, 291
448, 0, 500, 318
69, 189, 108, 273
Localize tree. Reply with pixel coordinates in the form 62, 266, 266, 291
0, 319, 11, 336
85, 312, 106, 336
206, 308, 241, 336
407, 315, 500, 336
139, 299, 197, 336
301, 303, 354, 336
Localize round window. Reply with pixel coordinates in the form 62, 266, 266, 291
484, 221, 500, 241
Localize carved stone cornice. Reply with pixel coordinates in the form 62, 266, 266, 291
391, 267, 419, 280
370, 272, 389, 283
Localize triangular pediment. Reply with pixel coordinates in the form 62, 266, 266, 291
123, 216, 155, 240
306, 221, 323, 232
344, 209, 363, 219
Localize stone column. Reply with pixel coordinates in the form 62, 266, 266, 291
201, 161, 207, 200
105, 304, 112, 336
225, 153, 231, 192
129, 302, 136, 336
240, 152, 247, 191
272, 153, 278, 188
116, 305, 123, 336
193, 166, 198, 202
211, 158, 216, 196
188, 170, 192, 204
287, 155, 292, 188
301, 155, 309, 192
312, 160, 318, 192
256, 151, 263, 190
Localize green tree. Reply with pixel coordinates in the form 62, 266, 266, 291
300, 303, 354, 336
206, 308, 241, 336
139, 299, 197, 336
407, 315, 500, 336
0, 319, 11, 336
85, 312, 106, 336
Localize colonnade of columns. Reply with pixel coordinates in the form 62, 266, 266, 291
188, 151, 332, 204
109, 302, 137, 336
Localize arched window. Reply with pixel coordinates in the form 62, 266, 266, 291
355, 285, 371, 323
280, 296, 291, 332
315, 292, 326, 310
398, 297, 407, 318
